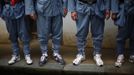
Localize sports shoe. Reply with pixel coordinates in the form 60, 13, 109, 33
73, 54, 85, 66
25, 55, 33, 65
39, 53, 48, 66
53, 53, 65, 65
115, 54, 124, 67
94, 54, 104, 67
129, 55, 134, 63
8, 55, 20, 65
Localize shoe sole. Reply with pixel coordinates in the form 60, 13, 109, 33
115, 64, 121, 68
8, 58, 20, 65
53, 56, 65, 65
73, 63, 78, 66
115, 59, 124, 68
93, 58, 104, 67
39, 60, 48, 67
27, 62, 33, 65
54, 59, 65, 65
115, 62, 123, 68
73, 58, 85, 66
97, 64, 103, 67
96, 61, 104, 67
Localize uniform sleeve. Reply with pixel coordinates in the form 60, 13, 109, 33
111, 0, 119, 13
125, 0, 134, 13
68, 0, 76, 12
105, 0, 110, 10
63, 0, 68, 9
24, 0, 35, 15
0, 0, 4, 17
0, 4, 2, 16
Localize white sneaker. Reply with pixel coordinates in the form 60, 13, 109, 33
73, 54, 85, 66
53, 53, 63, 60
25, 55, 33, 65
129, 55, 134, 63
8, 55, 20, 65
94, 54, 104, 67
53, 53, 65, 65
115, 54, 124, 67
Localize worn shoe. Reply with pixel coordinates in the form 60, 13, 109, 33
94, 54, 104, 67
8, 55, 20, 65
53, 53, 65, 65
39, 53, 48, 66
115, 54, 124, 67
129, 55, 134, 63
73, 54, 85, 66
25, 55, 33, 65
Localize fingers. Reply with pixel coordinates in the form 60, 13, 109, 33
30, 13, 37, 20
63, 8, 68, 17
71, 12, 78, 21
111, 13, 117, 21
105, 10, 110, 20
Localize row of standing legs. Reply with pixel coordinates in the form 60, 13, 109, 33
4, 13, 134, 67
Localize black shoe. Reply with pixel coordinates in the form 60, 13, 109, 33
53, 53, 65, 65
39, 54, 48, 66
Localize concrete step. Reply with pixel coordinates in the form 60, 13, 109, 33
0, 62, 133, 75
0, 42, 134, 75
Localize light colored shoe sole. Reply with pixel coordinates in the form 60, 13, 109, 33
25, 59, 33, 65
96, 63, 104, 67
115, 61, 124, 68
26, 62, 33, 65
93, 58, 104, 67
8, 58, 20, 65
73, 58, 85, 66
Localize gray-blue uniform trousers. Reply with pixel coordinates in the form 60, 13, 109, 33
26, 0, 68, 54
24, 0, 36, 34
111, 0, 134, 56
68, 0, 110, 55
1, 1, 30, 56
